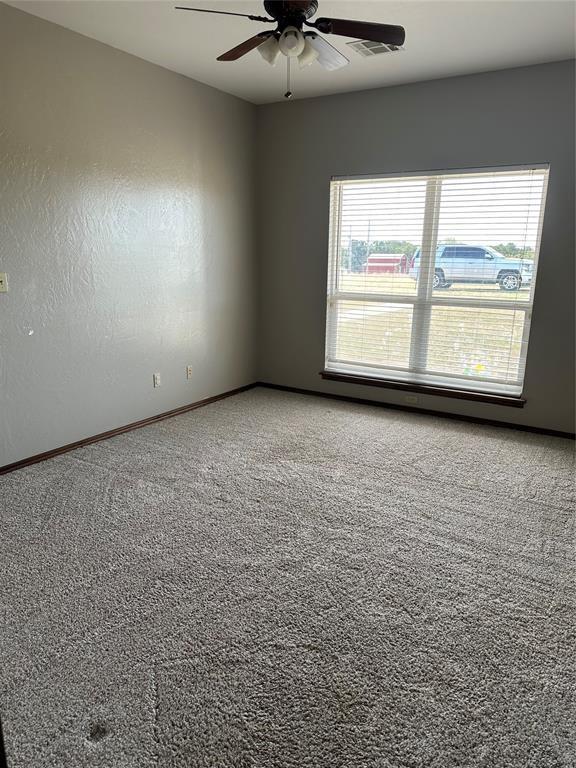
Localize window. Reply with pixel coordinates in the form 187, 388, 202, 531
449, 247, 485, 260
324, 166, 549, 400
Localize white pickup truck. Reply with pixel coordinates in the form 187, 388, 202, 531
409, 244, 533, 291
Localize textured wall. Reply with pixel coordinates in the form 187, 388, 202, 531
0, 3, 256, 466
256, 61, 576, 433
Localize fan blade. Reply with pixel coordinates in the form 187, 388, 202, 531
175, 7, 273, 23
309, 17, 405, 47
217, 32, 273, 61
305, 33, 349, 71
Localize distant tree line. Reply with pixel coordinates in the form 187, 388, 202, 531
340, 239, 535, 272
491, 242, 535, 260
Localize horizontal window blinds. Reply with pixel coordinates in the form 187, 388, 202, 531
325, 167, 549, 396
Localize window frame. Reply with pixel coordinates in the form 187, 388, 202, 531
322, 164, 550, 405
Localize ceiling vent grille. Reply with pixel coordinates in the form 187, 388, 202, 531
347, 39, 404, 57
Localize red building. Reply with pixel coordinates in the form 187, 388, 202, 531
365, 254, 409, 274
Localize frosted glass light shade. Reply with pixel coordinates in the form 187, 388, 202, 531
258, 35, 281, 66
298, 38, 320, 68
278, 26, 305, 57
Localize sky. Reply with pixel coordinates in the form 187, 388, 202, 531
338, 170, 548, 248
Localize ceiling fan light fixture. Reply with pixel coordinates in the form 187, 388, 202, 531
258, 34, 281, 65
278, 26, 305, 57
298, 37, 319, 68
176, 2, 406, 96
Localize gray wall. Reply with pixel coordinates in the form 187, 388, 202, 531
256, 61, 575, 433
0, 3, 256, 466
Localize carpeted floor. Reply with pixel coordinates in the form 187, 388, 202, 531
0, 388, 574, 768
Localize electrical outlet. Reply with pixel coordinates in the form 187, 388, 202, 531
186, 365, 193, 380
153, 373, 161, 388
404, 394, 419, 405
0, 273, 8, 293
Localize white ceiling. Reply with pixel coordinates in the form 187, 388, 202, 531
8, 0, 576, 103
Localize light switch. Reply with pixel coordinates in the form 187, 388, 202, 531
0, 273, 7, 293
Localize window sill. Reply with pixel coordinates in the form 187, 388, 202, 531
320, 370, 526, 408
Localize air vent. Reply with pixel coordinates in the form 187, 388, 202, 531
346, 39, 404, 57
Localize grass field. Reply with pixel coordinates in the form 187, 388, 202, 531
338, 273, 531, 302
331, 274, 529, 383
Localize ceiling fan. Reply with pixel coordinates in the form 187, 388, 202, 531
175, 1, 406, 98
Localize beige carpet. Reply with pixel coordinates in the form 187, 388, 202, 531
0, 388, 574, 767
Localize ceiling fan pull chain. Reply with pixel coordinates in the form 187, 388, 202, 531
284, 56, 293, 100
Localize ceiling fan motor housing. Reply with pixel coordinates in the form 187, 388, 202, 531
263, 0, 319, 30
